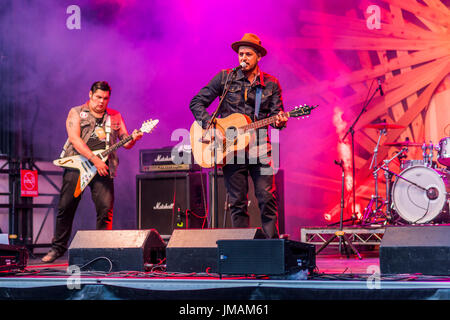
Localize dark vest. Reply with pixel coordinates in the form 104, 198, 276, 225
60, 103, 123, 178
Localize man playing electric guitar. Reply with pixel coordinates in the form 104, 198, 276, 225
42, 81, 143, 263
189, 33, 288, 239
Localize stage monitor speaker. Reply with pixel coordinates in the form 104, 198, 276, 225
136, 172, 207, 236
68, 229, 165, 272
209, 169, 285, 233
0, 244, 28, 272
217, 239, 316, 276
166, 228, 265, 273
380, 225, 450, 275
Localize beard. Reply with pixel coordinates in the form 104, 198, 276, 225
242, 63, 259, 77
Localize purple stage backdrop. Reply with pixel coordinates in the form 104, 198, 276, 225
3, 0, 438, 240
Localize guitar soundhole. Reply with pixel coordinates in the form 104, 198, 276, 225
225, 127, 238, 144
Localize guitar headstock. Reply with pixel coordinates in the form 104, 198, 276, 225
140, 119, 159, 133
289, 104, 318, 118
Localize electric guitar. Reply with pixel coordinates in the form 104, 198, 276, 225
54, 119, 159, 197
190, 105, 317, 168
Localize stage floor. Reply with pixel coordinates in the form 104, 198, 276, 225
2, 247, 450, 305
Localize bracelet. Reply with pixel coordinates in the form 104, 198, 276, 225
88, 154, 96, 161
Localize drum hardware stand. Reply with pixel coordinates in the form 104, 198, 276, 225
362, 147, 410, 225
379, 147, 409, 224
422, 142, 434, 167
361, 127, 386, 226
316, 160, 362, 260
378, 164, 438, 224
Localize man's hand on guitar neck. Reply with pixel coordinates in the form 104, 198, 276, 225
275, 111, 288, 128
132, 129, 144, 141
124, 129, 144, 149
88, 129, 144, 176
89, 154, 109, 176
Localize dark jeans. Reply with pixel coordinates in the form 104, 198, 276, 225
52, 169, 114, 254
222, 162, 279, 239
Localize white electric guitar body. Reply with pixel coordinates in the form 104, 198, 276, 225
54, 119, 159, 197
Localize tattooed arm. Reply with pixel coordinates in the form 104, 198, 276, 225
66, 109, 109, 176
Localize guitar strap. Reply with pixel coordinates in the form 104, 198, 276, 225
105, 114, 111, 145
60, 140, 70, 158
255, 86, 262, 119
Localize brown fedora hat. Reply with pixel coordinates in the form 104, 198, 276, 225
231, 33, 267, 57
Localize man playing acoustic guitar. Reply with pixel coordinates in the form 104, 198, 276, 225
190, 33, 288, 239
42, 81, 143, 263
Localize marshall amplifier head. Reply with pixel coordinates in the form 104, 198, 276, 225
139, 145, 200, 172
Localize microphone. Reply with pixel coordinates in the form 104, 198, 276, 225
232, 61, 247, 72
378, 79, 384, 96
334, 159, 343, 167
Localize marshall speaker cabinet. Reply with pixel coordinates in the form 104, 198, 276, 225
137, 172, 207, 236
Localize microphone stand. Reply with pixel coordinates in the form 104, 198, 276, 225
316, 160, 362, 259
342, 80, 382, 220
205, 69, 238, 228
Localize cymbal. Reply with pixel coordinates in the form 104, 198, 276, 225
365, 122, 405, 130
384, 141, 423, 147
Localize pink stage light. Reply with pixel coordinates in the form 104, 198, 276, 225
332, 106, 352, 192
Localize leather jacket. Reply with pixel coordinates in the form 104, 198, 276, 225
189, 68, 285, 162
190, 68, 284, 127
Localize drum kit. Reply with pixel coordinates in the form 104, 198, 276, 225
360, 121, 450, 226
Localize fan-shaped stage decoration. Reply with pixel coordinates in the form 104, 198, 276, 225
272, 0, 450, 222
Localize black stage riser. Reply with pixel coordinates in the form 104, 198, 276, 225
165, 228, 265, 273
217, 239, 316, 275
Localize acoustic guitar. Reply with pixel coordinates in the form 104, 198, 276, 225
190, 105, 317, 168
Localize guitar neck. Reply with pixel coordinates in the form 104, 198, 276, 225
100, 133, 136, 158
241, 111, 291, 131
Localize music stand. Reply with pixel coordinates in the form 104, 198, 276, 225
316, 160, 362, 259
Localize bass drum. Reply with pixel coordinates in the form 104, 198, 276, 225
392, 165, 450, 224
